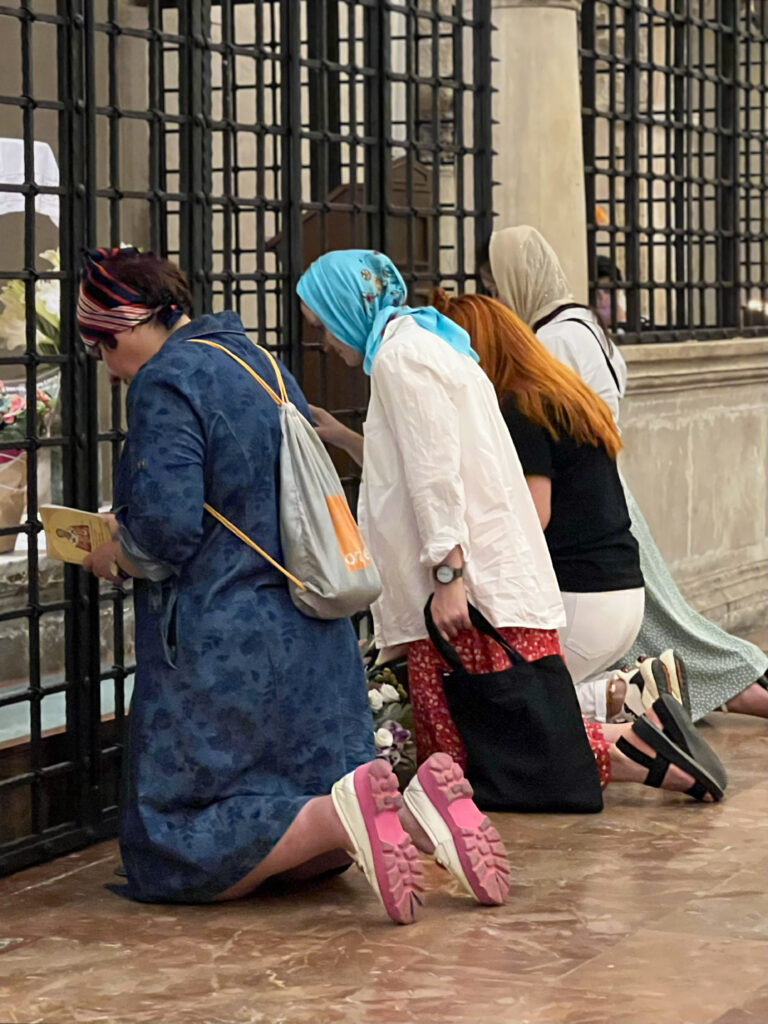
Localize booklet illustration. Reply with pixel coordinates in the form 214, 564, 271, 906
38, 505, 113, 565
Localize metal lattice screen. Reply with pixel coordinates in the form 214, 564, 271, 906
581, 0, 768, 340
0, 0, 493, 876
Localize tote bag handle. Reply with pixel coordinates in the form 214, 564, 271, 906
424, 595, 525, 670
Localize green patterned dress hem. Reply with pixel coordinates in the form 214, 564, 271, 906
612, 477, 767, 722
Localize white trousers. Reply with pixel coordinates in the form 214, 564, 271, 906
559, 588, 645, 721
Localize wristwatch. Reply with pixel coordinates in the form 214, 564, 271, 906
433, 564, 464, 585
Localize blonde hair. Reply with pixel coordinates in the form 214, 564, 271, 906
431, 288, 621, 459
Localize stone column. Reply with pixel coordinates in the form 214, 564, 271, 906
491, 0, 588, 301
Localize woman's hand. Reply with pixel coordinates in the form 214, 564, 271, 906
309, 405, 346, 446
82, 540, 125, 585
309, 405, 365, 467
431, 578, 472, 641
101, 512, 119, 539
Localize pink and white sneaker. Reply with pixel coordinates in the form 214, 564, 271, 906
403, 753, 510, 906
331, 759, 425, 925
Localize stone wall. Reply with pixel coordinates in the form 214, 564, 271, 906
619, 337, 768, 636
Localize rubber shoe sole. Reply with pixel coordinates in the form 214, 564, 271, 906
331, 759, 424, 925
654, 649, 691, 715
403, 753, 510, 906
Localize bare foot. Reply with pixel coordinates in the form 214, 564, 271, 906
724, 681, 768, 718
608, 712, 714, 801
398, 802, 435, 855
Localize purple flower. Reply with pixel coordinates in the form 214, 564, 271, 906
381, 719, 411, 745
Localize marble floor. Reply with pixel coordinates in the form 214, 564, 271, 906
0, 712, 765, 1023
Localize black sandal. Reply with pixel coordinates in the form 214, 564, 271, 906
652, 693, 727, 795
616, 700, 726, 802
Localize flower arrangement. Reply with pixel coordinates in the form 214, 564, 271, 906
367, 661, 417, 786
0, 249, 62, 462
0, 248, 60, 354
0, 379, 56, 448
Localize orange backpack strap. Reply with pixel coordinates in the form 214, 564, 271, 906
202, 502, 306, 591
189, 337, 305, 591
252, 342, 289, 404
189, 338, 287, 405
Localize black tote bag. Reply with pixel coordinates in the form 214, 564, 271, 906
425, 598, 603, 813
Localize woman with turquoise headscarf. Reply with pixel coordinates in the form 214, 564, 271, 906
295, 250, 522, 921
298, 250, 582, 811
297, 249, 478, 373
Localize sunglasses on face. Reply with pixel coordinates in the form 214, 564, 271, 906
80, 334, 117, 360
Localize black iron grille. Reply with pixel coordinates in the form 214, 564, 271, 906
0, 0, 493, 876
581, 0, 768, 342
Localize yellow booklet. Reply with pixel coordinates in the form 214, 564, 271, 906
39, 505, 113, 564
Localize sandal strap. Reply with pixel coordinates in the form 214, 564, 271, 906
686, 779, 709, 801
615, 736, 669, 788
615, 735, 652, 769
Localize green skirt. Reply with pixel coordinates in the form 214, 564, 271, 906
614, 479, 767, 721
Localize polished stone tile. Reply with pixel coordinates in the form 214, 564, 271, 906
649, 888, 767, 941
711, 985, 768, 1024
0, 713, 765, 1023
558, 930, 768, 1024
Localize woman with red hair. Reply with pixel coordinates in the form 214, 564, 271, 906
425, 288, 726, 798
431, 288, 643, 723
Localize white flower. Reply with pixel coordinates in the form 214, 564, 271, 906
0, 248, 61, 353
374, 727, 394, 750
39, 248, 60, 270
379, 683, 400, 704
0, 280, 26, 325
36, 279, 60, 319
368, 689, 384, 712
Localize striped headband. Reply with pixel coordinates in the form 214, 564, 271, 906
77, 247, 176, 351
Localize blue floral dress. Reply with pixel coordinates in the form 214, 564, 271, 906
112, 312, 373, 903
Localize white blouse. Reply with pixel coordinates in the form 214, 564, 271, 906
358, 315, 565, 648
536, 307, 626, 422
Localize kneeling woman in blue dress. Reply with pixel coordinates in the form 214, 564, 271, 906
76, 246, 510, 924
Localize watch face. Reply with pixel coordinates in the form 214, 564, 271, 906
435, 565, 454, 584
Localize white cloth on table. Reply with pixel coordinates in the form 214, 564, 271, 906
0, 138, 60, 226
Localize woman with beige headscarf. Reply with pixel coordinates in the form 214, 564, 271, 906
482, 225, 768, 724
481, 225, 627, 421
